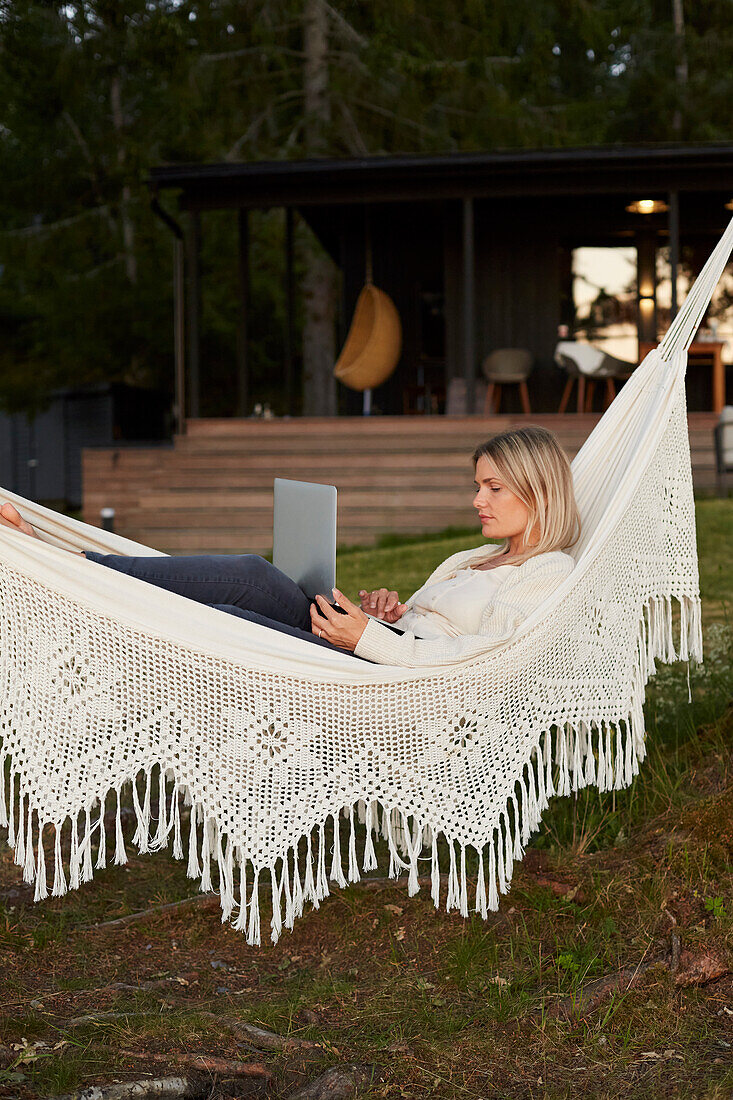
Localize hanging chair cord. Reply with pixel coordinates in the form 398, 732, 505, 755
364, 205, 373, 285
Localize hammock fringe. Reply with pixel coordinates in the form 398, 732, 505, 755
0, 592, 703, 942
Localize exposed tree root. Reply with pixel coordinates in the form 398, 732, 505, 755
547, 952, 669, 1018
65, 1011, 164, 1028
285, 1063, 382, 1099
118, 1050, 273, 1081
79, 895, 219, 932
50, 1078, 204, 1100
199, 1013, 320, 1051
546, 940, 730, 1018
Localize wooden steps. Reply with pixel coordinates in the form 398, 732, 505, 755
82, 413, 720, 554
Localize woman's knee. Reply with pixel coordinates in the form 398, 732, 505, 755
236, 554, 271, 580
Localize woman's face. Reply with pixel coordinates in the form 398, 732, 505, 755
473, 455, 531, 544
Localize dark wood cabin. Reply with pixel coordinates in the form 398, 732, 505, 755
149, 144, 733, 421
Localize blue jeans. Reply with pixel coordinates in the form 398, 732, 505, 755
83, 552, 355, 655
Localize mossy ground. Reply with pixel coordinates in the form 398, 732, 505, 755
1, 500, 731, 1099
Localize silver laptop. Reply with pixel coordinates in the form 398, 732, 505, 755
273, 478, 337, 600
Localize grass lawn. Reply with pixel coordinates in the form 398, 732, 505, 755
0, 499, 731, 1100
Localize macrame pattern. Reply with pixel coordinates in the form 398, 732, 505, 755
1, 217, 731, 945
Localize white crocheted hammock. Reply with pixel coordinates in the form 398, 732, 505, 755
1, 219, 731, 945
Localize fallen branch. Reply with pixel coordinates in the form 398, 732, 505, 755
118, 1050, 273, 1080
285, 1063, 382, 1099
674, 949, 729, 987
545, 953, 668, 1018
198, 1013, 320, 1051
50, 1079, 203, 1100
65, 1011, 165, 1028
546, 937, 731, 1019
110, 978, 194, 994
77, 867, 561, 935
531, 874, 585, 905
79, 895, 219, 932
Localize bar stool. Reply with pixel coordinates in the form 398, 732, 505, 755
482, 349, 533, 414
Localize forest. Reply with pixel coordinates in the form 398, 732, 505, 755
1, 0, 732, 417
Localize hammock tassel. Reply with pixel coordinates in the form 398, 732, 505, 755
406, 820, 420, 898
678, 596, 689, 662
348, 804, 361, 883
511, 795, 523, 861
459, 844, 469, 918
52, 824, 66, 896
689, 596, 703, 663
430, 833, 440, 907
664, 596, 675, 662
380, 803, 390, 841
475, 846, 487, 919
613, 723, 625, 791
270, 861, 283, 944
535, 742, 548, 812
557, 727, 570, 798
638, 614, 648, 684
232, 855, 249, 933
246, 868, 261, 947
292, 840, 304, 918
24, 804, 35, 883
330, 812, 347, 888
526, 759, 540, 834
596, 722, 606, 792
7, 772, 16, 848
504, 810, 515, 886
386, 811, 401, 880
620, 717, 629, 787
152, 768, 168, 851
34, 823, 47, 902
0, 755, 7, 829
187, 803, 200, 879
584, 722, 596, 787
646, 601, 658, 678
131, 772, 147, 853
114, 789, 127, 866
282, 847, 294, 927
363, 802, 378, 872
572, 724, 586, 791
496, 820, 508, 895
446, 840, 459, 912
304, 829, 316, 904
14, 787, 24, 869
81, 807, 93, 883
69, 813, 79, 891
487, 834, 499, 911
217, 830, 235, 923
199, 815, 212, 893
172, 785, 183, 860
544, 730, 555, 799
316, 822, 329, 902
604, 723, 614, 790
96, 798, 107, 870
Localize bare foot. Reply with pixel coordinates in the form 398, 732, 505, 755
0, 502, 40, 539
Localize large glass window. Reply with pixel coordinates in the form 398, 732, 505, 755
572, 247, 638, 363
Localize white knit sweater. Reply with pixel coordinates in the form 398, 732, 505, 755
354, 547, 575, 667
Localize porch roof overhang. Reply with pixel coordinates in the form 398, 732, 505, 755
148, 143, 733, 211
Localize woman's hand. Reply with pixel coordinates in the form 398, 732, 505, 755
358, 587, 408, 623
310, 589, 370, 652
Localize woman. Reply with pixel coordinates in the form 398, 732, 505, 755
0, 426, 578, 667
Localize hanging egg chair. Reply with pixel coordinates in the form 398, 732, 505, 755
334, 283, 402, 392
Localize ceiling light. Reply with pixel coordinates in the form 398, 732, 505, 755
626, 198, 669, 215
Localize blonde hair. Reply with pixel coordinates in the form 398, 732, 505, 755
472, 426, 580, 563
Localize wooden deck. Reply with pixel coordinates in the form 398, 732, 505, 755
82, 413, 719, 554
